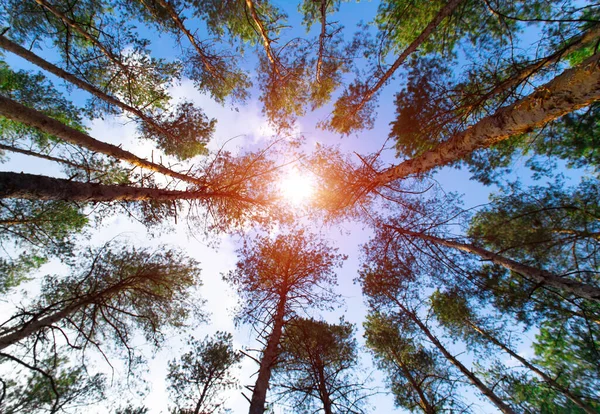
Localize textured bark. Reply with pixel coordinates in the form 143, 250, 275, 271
466, 320, 596, 414
373, 53, 600, 187
0, 35, 175, 142
395, 301, 516, 414
397, 227, 600, 302
0, 305, 76, 350
249, 297, 287, 414
0, 95, 205, 186
0, 172, 224, 202
338, 0, 464, 124
245, 0, 280, 74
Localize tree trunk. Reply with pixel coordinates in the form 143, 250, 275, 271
0, 95, 205, 187
0, 35, 175, 143
396, 227, 600, 302
395, 301, 517, 414
0, 304, 77, 350
388, 349, 437, 414
34, 0, 129, 74
466, 320, 596, 414
154, 0, 218, 76
373, 52, 600, 186
0, 171, 238, 203
315, 0, 328, 84
315, 356, 333, 414
340, 0, 464, 125
249, 296, 287, 414
245, 0, 280, 74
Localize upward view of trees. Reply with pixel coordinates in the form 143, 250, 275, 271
0, 0, 599, 413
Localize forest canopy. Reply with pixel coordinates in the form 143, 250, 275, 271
0, 0, 599, 413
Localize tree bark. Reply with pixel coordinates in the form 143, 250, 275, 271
373, 52, 600, 187
0, 95, 206, 187
395, 227, 600, 302
0, 35, 176, 143
315, 0, 328, 84
249, 296, 287, 414
0, 171, 235, 203
466, 320, 596, 414
395, 300, 517, 414
315, 355, 333, 414
245, 0, 281, 74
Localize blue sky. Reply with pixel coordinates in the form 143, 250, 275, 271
1, 0, 590, 412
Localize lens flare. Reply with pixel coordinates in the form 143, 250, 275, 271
279, 170, 315, 205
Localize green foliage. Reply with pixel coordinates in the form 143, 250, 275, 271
139, 101, 215, 160
468, 179, 600, 277
0, 243, 203, 364
365, 313, 466, 413
167, 332, 241, 414
0, 199, 87, 290
0, 354, 105, 414
273, 317, 366, 413
225, 230, 345, 325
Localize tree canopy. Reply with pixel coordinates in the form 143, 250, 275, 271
1, 0, 599, 413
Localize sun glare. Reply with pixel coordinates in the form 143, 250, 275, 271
279, 170, 315, 205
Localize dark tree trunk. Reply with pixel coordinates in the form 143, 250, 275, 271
396, 227, 600, 303
249, 296, 287, 414
0, 95, 205, 187
395, 301, 517, 414
0, 171, 232, 203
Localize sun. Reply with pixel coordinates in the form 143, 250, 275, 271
279, 169, 315, 205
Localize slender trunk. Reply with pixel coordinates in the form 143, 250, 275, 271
0, 142, 103, 172
334, 0, 464, 127
245, 0, 280, 75
193, 370, 214, 414
153, 0, 219, 77
0, 171, 239, 203
373, 52, 600, 187
395, 300, 516, 414
397, 227, 600, 302
315, 0, 328, 84
34, 0, 129, 74
315, 356, 333, 414
249, 296, 287, 414
389, 349, 436, 414
467, 320, 596, 414
0, 35, 175, 143
0, 95, 206, 187
0, 304, 77, 350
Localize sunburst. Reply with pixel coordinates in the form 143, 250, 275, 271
279, 169, 315, 205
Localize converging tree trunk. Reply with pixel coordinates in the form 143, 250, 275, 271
0, 35, 177, 143
465, 319, 596, 414
0, 95, 205, 186
373, 52, 600, 187
249, 296, 287, 414
394, 300, 517, 414
0, 172, 252, 203
394, 226, 600, 302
